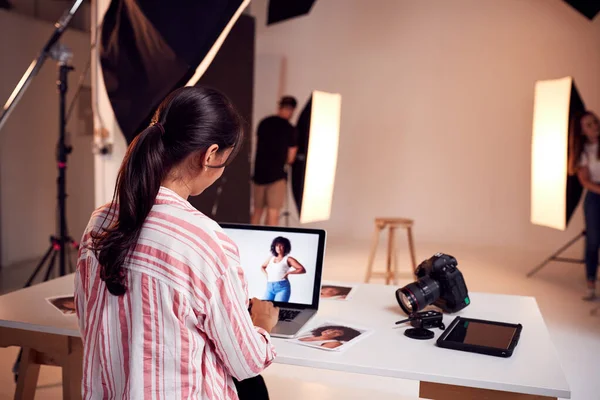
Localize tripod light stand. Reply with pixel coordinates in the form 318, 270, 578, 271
0, 0, 84, 284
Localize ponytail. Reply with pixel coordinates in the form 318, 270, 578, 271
91, 86, 244, 296
92, 123, 165, 295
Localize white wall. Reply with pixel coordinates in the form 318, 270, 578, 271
251, 0, 600, 254
0, 11, 94, 266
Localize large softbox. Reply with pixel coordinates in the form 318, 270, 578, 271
530, 76, 585, 230
291, 90, 341, 224
100, 0, 248, 143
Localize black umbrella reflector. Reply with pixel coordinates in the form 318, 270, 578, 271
100, 0, 248, 144
563, 0, 600, 20
267, 0, 316, 25
291, 90, 341, 224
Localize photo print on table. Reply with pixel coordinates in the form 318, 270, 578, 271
292, 320, 372, 352
46, 295, 76, 316
320, 283, 356, 301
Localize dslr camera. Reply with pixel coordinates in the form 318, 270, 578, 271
396, 253, 470, 315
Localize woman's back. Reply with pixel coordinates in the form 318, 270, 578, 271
75, 187, 275, 399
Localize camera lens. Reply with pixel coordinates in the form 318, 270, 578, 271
395, 276, 441, 315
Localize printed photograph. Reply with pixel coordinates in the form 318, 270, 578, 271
320, 284, 355, 301
46, 295, 76, 316
293, 321, 372, 352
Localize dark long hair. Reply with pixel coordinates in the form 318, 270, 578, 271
311, 325, 361, 342
568, 111, 600, 176
92, 86, 244, 295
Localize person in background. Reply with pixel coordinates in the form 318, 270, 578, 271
75, 87, 279, 399
569, 110, 600, 301
251, 96, 298, 226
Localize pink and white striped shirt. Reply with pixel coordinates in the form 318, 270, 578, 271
74, 186, 276, 399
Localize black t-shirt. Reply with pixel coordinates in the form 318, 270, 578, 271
253, 116, 297, 184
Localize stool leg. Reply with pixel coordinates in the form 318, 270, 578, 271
407, 226, 417, 276
386, 226, 395, 285
365, 226, 382, 283
391, 227, 398, 285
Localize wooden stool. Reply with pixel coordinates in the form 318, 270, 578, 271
365, 217, 417, 285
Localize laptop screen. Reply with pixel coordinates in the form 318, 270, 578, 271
221, 224, 325, 308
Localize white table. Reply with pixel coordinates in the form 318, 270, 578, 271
273, 283, 571, 400
0, 274, 81, 400
0, 275, 571, 400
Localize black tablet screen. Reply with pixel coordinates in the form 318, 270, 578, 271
445, 320, 517, 350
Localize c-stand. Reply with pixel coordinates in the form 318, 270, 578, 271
24, 52, 78, 287
0, 0, 86, 381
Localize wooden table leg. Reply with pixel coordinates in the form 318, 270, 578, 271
364, 226, 382, 283
62, 338, 83, 400
419, 381, 557, 400
14, 348, 40, 400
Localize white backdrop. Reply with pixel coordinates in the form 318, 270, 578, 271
224, 228, 320, 304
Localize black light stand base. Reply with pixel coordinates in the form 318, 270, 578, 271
24, 236, 78, 288
527, 231, 585, 278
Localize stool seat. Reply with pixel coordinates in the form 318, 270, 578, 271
375, 217, 413, 228
365, 217, 417, 285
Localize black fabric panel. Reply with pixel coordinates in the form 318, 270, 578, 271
291, 95, 312, 214
99, 0, 243, 143
267, 0, 316, 25
187, 15, 255, 224
563, 0, 600, 20
566, 82, 586, 226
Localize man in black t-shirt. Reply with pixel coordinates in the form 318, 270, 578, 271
251, 96, 298, 226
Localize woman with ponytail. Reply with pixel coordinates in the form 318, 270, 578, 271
74, 87, 279, 399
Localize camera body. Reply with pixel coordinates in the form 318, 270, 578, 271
415, 253, 470, 313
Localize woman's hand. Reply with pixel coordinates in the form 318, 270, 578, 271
250, 298, 279, 333
577, 167, 600, 195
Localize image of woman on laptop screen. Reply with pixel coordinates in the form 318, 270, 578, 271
261, 236, 306, 302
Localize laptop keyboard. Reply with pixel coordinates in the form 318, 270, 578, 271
279, 309, 301, 322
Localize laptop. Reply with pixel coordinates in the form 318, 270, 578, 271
220, 223, 326, 338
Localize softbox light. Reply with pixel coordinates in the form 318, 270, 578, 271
291, 90, 341, 224
530, 76, 585, 230
100, 0, 248, 143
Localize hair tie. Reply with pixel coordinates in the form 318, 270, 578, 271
154, 122, 165, 136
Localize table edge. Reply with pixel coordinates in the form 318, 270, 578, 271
272, 356, 571, 399
0, 319, 80, 338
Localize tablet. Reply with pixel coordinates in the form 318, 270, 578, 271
436, 316, 522, 358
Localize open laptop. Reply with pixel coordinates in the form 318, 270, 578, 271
221, 223, 326, 338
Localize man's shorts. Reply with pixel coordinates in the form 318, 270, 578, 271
253, 179, 286, 209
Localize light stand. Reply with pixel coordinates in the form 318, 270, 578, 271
527, 231, 585, 277
23, 54, 78, 287
0, 0, 84, 283
0, 0, 85, 382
